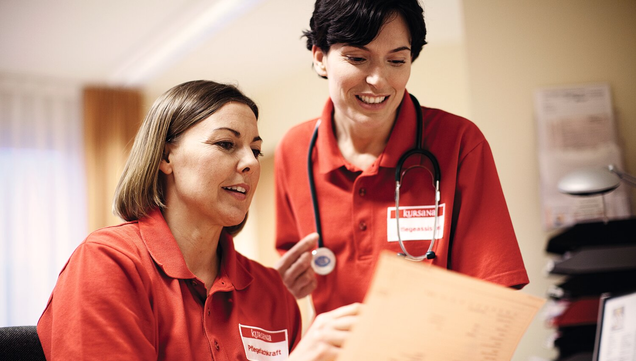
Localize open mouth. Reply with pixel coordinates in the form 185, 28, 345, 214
357, 95, 387, 104
222, 186, 246, 194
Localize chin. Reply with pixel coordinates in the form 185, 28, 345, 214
224, 213, 249, 236
224, 211, 248, 226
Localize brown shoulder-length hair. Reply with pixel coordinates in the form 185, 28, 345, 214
113, 80, 259, 236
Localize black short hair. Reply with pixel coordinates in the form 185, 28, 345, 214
303, 0, 427, 61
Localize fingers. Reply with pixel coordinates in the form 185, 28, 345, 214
312, 314, 359, 348
275, 233, 318, 271
313, 328, 350, 349
288, 303, 362, 361
275, 233, 319, 299
321, 303, 362, 347
324, 302, 362, 319
285, 253, 318, 298
291, 268, 318, 298
312, 303, 361, 333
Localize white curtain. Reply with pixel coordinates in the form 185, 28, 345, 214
0, 75, 87, 326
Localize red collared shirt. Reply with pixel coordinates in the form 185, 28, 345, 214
275, 90, 529, 315
38, 208, 301, 361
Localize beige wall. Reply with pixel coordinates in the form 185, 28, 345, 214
462, 1, 636, 360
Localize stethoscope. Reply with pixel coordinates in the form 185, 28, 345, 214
308, 94, 442, 276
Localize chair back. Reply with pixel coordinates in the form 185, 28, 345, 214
0, 326, 46, 361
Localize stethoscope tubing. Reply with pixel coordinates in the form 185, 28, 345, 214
307, 93, 449, 271
308, 119, 324, 248
394, 95, 441, 261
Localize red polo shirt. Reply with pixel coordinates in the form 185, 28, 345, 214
38, 208, 301, 361
275, 91, 529, 315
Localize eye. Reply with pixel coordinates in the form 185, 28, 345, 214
389, 59, 407, 66
252, 148, 263, 158
216, 141, 235, 150
345, 55, 366, 64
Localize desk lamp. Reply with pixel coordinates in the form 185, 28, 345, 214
558, 164, 636, 223
558, 165, 636, 196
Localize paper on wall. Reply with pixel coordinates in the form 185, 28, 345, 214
534, 83, 631, 230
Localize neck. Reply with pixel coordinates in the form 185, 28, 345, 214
161, 206, 223, 290
334, 113, 396, 170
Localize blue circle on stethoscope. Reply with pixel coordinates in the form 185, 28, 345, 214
314, 255, 331, 267
311, 247, 336, 275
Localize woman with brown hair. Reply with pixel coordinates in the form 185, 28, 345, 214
38, 80, 359, 361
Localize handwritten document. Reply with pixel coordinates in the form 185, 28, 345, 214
338, 252, 545, 361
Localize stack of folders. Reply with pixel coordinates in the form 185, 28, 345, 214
544, 217, 636, 361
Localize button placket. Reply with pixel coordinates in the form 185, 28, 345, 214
359, 221, 367, 231
352, 177, 374, 257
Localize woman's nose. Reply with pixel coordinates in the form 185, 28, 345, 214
238, 148, 259, 174
365, 64, 388, 88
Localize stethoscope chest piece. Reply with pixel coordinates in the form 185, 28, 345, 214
311, 247, 336, 275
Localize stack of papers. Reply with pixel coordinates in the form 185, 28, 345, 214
338, 252, 545, 361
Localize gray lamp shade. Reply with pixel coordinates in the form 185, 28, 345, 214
557, 167, 621, 196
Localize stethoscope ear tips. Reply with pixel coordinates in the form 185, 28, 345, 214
425, 251, 436, 259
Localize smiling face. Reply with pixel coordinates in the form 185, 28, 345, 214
159, 102, 262, 228
313, 13, 412, 130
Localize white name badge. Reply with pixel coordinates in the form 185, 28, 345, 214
387, 204, 445, 242
239, 324, 289, 361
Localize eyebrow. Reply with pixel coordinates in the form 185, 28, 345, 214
214, 127, 262, 142
346, 45, 411, 54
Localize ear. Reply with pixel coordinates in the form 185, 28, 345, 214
312, 45, 328, 78
159, 146, 173, 175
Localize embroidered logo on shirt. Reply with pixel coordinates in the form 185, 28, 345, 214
239, 324, 289, 361
387, 204, 445, 241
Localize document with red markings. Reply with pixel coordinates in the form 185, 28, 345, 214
338, 252, 545, 361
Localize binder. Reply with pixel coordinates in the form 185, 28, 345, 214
559, 352, 593, 361
546, 218, 636, 255
592, 290, 636, 361
544, 218, 636, 360
548, 244, 636, 275
548, 270, 636, 299
547, 297, 600, 327
553, 325, 597, 359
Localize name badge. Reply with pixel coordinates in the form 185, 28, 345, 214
239, 324, 289, 361
387, 204, 445, 242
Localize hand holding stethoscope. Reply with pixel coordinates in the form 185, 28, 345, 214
274, 232, 321, 299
